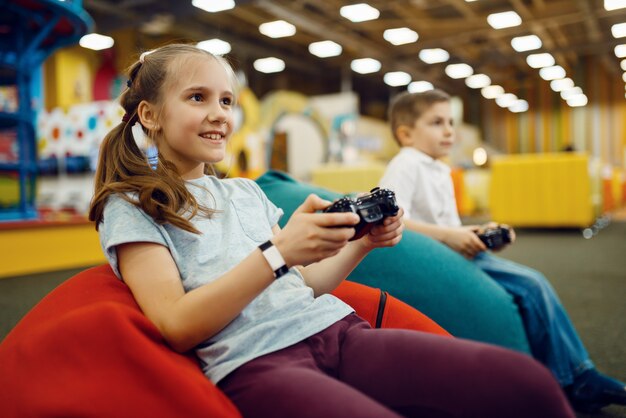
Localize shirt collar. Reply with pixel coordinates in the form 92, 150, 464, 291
401, 147, 451, 172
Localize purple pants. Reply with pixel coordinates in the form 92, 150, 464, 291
218, 314, 574, 418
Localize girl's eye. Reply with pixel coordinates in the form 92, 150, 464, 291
190, 93, 203, 102
221, 97, 233, 106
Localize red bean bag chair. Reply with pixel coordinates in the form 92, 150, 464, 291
331, 280, 451, 335
0, 264, 449, 418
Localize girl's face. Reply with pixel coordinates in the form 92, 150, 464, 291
157, 56, 235, 179
401, 101, 455, 160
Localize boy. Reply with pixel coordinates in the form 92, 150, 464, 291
379, 89, 626, 413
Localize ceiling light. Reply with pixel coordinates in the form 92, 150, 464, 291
511, 35, 542, 52
487, 11, 522, 29
384, 71, 411, 87
623, 72, 626, 82
550, 77, 574, 92
383, 27, 419, 45
192, 0, 235, 13
140, 14, 174, 35
418, 48, 449, 64
309, 40, 342, 58
621, 59, 626, 71
445, 63, 473, 79
496, 93, 518, 108
605, 0, 626, 11
340, 3, 380, 23
253, 57, 285, 73
539, 65, 566, 81
79, 33, 114, 50
481, 85, 504, 99
465, 74, 491, 89
560, 86, 583, 100
350, 58, 381, 74
526, 53, 555, 68
567, 94, 588, 107
473, 147, 488, 166
408, 81, 434, 93
197, 38, 231, 55
259, 20, 296, 38
612, 22, 626, 38
615, 44, 626, 57
509, 99, 529, 113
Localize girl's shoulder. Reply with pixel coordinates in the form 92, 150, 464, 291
204, 175, 264, 198
102, 192, 149, 219
185, 176, 269, 208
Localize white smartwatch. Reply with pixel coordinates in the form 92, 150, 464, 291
259, 240, 289, 278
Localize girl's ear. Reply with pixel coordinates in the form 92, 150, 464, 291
137, 100, 159, 131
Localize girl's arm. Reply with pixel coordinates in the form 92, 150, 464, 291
282, 209, 404, 296
118, 241, 276, 353
117, 194, 358, 353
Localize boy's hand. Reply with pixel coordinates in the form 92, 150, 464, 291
479, 222, 516, 251
273, 194, 359, 267
442, 225, 486, 259
357, 208, 404, 250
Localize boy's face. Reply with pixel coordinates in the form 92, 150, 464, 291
397, 101, 455, 160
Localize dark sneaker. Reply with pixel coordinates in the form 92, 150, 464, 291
565, 369, 626, 413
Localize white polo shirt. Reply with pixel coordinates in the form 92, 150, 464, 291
379, 147, 462, 227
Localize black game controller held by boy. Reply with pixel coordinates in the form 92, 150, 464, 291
476, 225, 511, 250
323, 187, 400, 241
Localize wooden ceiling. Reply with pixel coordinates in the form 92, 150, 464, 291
84, 0, 626, 117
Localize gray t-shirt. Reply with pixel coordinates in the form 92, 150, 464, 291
98, 175, 353, 383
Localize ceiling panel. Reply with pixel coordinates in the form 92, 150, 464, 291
83, 0, 626, 116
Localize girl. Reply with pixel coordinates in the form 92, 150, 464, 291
89, 44, 574, 418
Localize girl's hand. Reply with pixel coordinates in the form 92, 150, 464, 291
272, 194, 359, 267
357, 208, 404, 250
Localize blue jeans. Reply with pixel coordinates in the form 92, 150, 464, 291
473, 251, 594, 386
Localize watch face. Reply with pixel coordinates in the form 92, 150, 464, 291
262, 242, 286, 272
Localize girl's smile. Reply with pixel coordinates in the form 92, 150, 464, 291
156, 55, 235, 179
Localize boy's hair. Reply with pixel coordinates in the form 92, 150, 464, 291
388, 89, 451, 144
89, 43, 238, 234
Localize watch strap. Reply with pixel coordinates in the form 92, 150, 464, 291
259, 240, 289, 278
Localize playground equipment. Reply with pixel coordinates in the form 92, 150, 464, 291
0, 0, 92, 221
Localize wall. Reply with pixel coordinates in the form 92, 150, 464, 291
480, 55, 625, 170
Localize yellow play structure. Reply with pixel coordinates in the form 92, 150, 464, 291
489, 153, 596, 228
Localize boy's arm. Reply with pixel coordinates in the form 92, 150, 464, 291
404, 217, 487, 259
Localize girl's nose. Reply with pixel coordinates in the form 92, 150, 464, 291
209, 103, 228, 124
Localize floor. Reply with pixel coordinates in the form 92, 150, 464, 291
0, 219, 625, 417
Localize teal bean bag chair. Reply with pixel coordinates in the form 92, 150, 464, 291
256, 170, 531, 354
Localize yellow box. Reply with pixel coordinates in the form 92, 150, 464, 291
489, 153, 594, 228
0, 221, 106, 279
311, 162, 387, 194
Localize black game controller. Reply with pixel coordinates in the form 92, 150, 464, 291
476, 226, 511, 250
323, 187, 400, 241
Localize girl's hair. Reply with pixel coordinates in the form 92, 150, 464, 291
388, 89, 451, 144
88, 43, 238, 234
